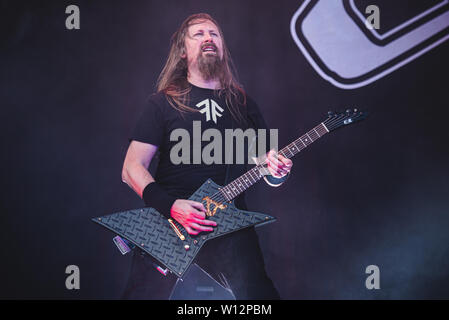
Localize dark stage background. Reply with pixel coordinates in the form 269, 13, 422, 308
1, 0, 448, 299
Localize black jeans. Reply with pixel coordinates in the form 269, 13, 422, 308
121, 227, 280, 300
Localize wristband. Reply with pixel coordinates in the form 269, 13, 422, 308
263, 172, 289, 187
142, 182, 177, 219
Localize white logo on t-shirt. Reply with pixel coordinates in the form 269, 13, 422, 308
196, 99, 224, 124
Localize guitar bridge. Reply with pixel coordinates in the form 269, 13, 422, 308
202, 196, 227, 217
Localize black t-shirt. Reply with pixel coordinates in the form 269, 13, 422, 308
130, 84, 269, 210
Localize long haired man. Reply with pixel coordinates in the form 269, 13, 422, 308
121, 13, 292, 299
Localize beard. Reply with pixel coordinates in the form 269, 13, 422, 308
197, 51, 225, 81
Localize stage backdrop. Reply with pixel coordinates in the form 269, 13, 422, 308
1, 0, 448, 299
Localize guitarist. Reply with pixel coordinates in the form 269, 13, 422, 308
121, 13, 292, 299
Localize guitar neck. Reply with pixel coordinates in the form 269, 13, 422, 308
218, 122, 329, 202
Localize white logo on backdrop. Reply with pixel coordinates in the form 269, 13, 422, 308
290, 0, 449, 89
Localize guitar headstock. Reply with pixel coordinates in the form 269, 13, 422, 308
323, 109, 367, 132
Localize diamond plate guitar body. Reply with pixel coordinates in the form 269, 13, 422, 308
93, 179, 276, 278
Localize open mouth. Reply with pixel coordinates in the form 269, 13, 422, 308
202, 44, 217, 53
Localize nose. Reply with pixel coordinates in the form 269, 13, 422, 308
204, 33, 214, 42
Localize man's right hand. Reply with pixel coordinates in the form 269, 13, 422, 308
170, 199, 217, 235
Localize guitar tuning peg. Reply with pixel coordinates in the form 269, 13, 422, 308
346, 109, 352, 114
328, 111, 334, 117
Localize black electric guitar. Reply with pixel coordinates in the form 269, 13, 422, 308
93, 109, 367, 277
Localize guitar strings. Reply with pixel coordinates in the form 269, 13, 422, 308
206, 113, 362, 205
207, 123, 329, 203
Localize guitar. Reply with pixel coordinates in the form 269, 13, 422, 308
93, 109, 367, 277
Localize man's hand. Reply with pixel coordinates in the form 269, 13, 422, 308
266, 150, 293, 178
170, 199, 217, 235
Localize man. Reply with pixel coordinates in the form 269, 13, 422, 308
121, 13, 292, 299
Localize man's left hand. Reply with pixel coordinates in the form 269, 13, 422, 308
266, 150, 293, 178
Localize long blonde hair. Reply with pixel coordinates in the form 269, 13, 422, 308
156, 13, 247, 124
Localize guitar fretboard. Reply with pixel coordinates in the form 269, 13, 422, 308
217, 123, 329, 202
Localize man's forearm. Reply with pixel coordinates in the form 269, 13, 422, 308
123, 161, 177, 219
122, 161, 155, 198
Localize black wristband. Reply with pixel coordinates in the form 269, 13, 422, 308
142, 182, 177, 219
